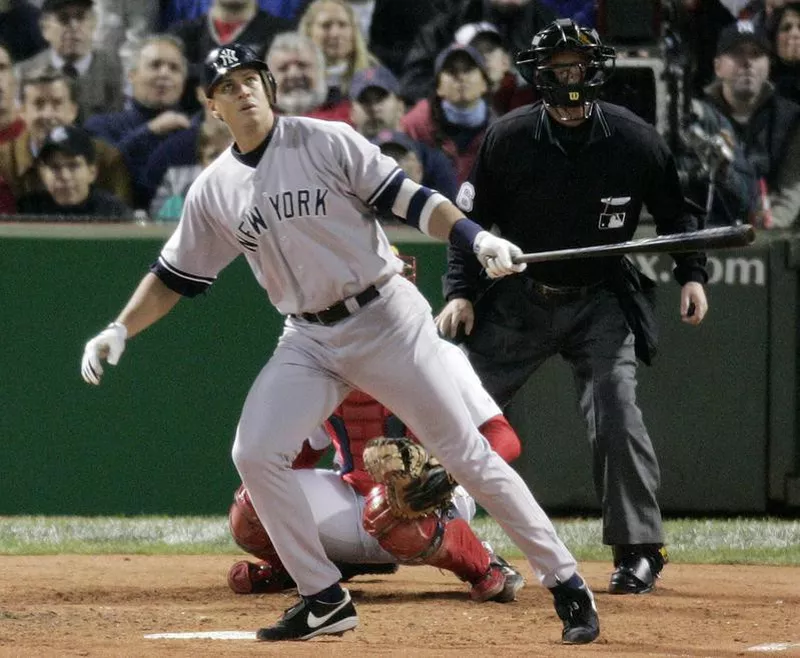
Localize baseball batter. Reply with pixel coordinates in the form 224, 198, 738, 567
80, 44, 599, 644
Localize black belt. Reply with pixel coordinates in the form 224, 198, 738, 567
292, 285, 380, 325
528, 279, 606, 303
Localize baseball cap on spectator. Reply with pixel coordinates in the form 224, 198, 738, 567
371, 129, 419, 156
716, 20, 771, 56
38, 125, 96, 163
350, 65, 400, 102
454, 22, 503, 51
434, 44, 489, 78
41, 0, 94, 11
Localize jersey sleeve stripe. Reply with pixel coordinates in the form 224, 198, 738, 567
389, 178, 418, 218
403, 186, 433, 230
156, 256, 216, 283
150, 258, 214, 298
367, 167, 404, 207
418, 192, 448, 236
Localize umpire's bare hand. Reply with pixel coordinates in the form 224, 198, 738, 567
681, 282, 708, 326
435, 299, 474, 339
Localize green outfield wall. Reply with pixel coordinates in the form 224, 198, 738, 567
1, 224, 798, 515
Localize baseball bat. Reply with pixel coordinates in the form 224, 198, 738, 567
511, 225, 756, 264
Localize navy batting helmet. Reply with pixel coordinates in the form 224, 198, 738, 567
204, 43, 276, 99
516, 19, 615, 111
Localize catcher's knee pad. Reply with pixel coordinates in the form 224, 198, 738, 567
362, 484, 444, 562
228, 484, 279, 561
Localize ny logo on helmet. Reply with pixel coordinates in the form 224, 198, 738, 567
218, 48, 239, 67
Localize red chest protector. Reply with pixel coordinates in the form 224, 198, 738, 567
326, 390, 409, 495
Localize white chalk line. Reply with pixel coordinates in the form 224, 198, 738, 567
144, 631, 256, 640
746, 642, 800, 652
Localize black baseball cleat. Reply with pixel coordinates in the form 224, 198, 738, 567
549, 575, 600, 645
256, 587, 358, 641
488, 553, 525, 603
608, 544, 668, 594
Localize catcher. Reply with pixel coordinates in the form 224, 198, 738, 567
228, 341, 525, 603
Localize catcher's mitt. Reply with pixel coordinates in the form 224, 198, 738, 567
363, 437, 457, 518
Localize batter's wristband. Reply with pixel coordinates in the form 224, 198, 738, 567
449, 218, 483, 253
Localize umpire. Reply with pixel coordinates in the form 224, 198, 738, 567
436, 19, 709, 595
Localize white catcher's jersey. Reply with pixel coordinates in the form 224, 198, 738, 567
158, 116, 404, 314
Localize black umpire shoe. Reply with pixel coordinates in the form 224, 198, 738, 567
256, 587, 358, 641
608, 544, 668, 594
549, 575, 600, 645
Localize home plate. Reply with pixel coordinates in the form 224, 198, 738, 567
144, 631, 256, 640
747, 642, 800, 652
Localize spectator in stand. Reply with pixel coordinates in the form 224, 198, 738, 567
84, 34, 189, 210
367, 0, 456, 77
167, 0, 293, 67
399, 0, 555, 104
0, 70, 131, 205
17, 124, 132, 218
705, 19, 800, 227
91, 0, 159, 76
298, 0, 378, 103
453, 21, 536, 115
0, 173, 15, 213
16, 0, 123, 120
0, 0, 48, 63
768, 2, 800, 104
0, 42, 26, 145
401, 44, 494, 186
267, 31, 352, 122
167, 0, 293, 114
676, 97, 758, 226
350, 64, 458, 201
149, 118, 232, 221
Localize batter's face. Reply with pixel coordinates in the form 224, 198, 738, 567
21, 80, 79, 145
130, 41, 187, 110
40, 4, 96, 60
207, 68, 274, 147
0, 47, 14, 123
777, 8, 800, 62
307, 2, 354, 64
436, 54, 488, 108
715, 43, 770, 104
38, 151, 97, 206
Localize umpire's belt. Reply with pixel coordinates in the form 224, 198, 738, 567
293, 285, 379, 325
528, 278, 606, 303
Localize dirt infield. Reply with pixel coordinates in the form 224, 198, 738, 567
0, 556, 798, 657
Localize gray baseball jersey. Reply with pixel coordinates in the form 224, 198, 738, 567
150, 116, 578, 598
156, 116, 403, 314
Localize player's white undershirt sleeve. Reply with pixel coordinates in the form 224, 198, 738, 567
329, 123, 448, 236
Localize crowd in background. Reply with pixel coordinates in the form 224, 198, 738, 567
1, 0, 799, 228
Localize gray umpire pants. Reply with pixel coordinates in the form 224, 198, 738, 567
462, 276, 664, 546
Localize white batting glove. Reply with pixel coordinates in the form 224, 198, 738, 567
473, 231, 527, 279
81, 322, 128, 385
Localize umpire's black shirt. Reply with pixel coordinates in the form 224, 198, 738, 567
444, 101, 708, 300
